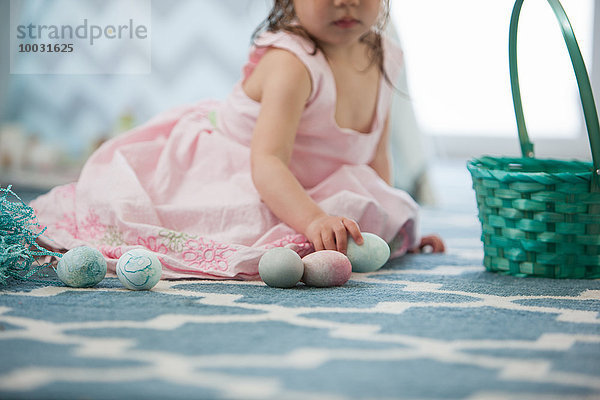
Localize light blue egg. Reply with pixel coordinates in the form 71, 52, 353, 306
116, 249, 163, 290
56, 246, 107, 288
259, 247, 304, 288
347, 232, 390, 273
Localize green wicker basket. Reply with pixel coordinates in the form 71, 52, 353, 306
467, 0, 600, 279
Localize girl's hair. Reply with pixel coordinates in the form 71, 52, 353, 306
252, 0, 392, 85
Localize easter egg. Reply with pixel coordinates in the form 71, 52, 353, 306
301, 250, 351, 287
347, 232, 390, 273
258, 247, 304, 288
56, 246, 107, 288
116, 249, 163, 290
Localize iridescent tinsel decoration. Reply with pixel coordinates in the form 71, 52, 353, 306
0, 186, 63, 285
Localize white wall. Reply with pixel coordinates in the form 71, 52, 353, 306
391, 0, 598, 161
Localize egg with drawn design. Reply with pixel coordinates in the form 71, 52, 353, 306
116, 249, 163, 290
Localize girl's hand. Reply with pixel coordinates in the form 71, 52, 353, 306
305, 215, 363, 254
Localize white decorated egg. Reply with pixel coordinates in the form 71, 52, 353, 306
56, 246, 107, 287
116, 249, 162, 290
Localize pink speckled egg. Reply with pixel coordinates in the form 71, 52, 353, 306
301, 250, 352, 287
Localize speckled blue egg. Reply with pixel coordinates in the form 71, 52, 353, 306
56, 246, 107, 288
116, 249, 163, 291
347, 232, 390, 273
259, 247, 304, 288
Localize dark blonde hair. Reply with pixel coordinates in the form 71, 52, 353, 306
252, 0, 392, 84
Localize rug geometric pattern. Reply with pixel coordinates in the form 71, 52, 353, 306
1, 263, 599, 399
1, 246, 599, 397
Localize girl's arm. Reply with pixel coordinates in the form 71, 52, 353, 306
250, 48, 363, 253
368, 114, 393, 185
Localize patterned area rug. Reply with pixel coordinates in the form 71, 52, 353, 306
1, 162, 599, 400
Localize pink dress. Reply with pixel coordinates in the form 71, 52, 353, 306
30, 31, 420, 280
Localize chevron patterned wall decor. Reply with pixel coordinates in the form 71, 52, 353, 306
1, 0, 269, 165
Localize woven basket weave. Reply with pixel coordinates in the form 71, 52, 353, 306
467, 0, 600, 279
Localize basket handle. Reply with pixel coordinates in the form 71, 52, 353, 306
509, 0, 600, 187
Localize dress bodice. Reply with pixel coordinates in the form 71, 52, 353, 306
218, 30, 404, 188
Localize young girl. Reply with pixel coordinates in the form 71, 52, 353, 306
31, 0, 444, 280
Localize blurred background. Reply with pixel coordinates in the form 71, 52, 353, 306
0, 0, 598, 204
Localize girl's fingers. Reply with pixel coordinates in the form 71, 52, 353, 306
343, 218, 363, 245
312, 235, 324, 252
307, 216, 365, 253
321, 230, 336, 251
333, 221, 348, 253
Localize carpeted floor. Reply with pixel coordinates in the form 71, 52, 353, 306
1, 161, 599, 400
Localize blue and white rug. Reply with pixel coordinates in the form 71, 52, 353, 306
1, 163, 599, 400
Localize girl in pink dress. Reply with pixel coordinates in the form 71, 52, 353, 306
31, 0, 444, 280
